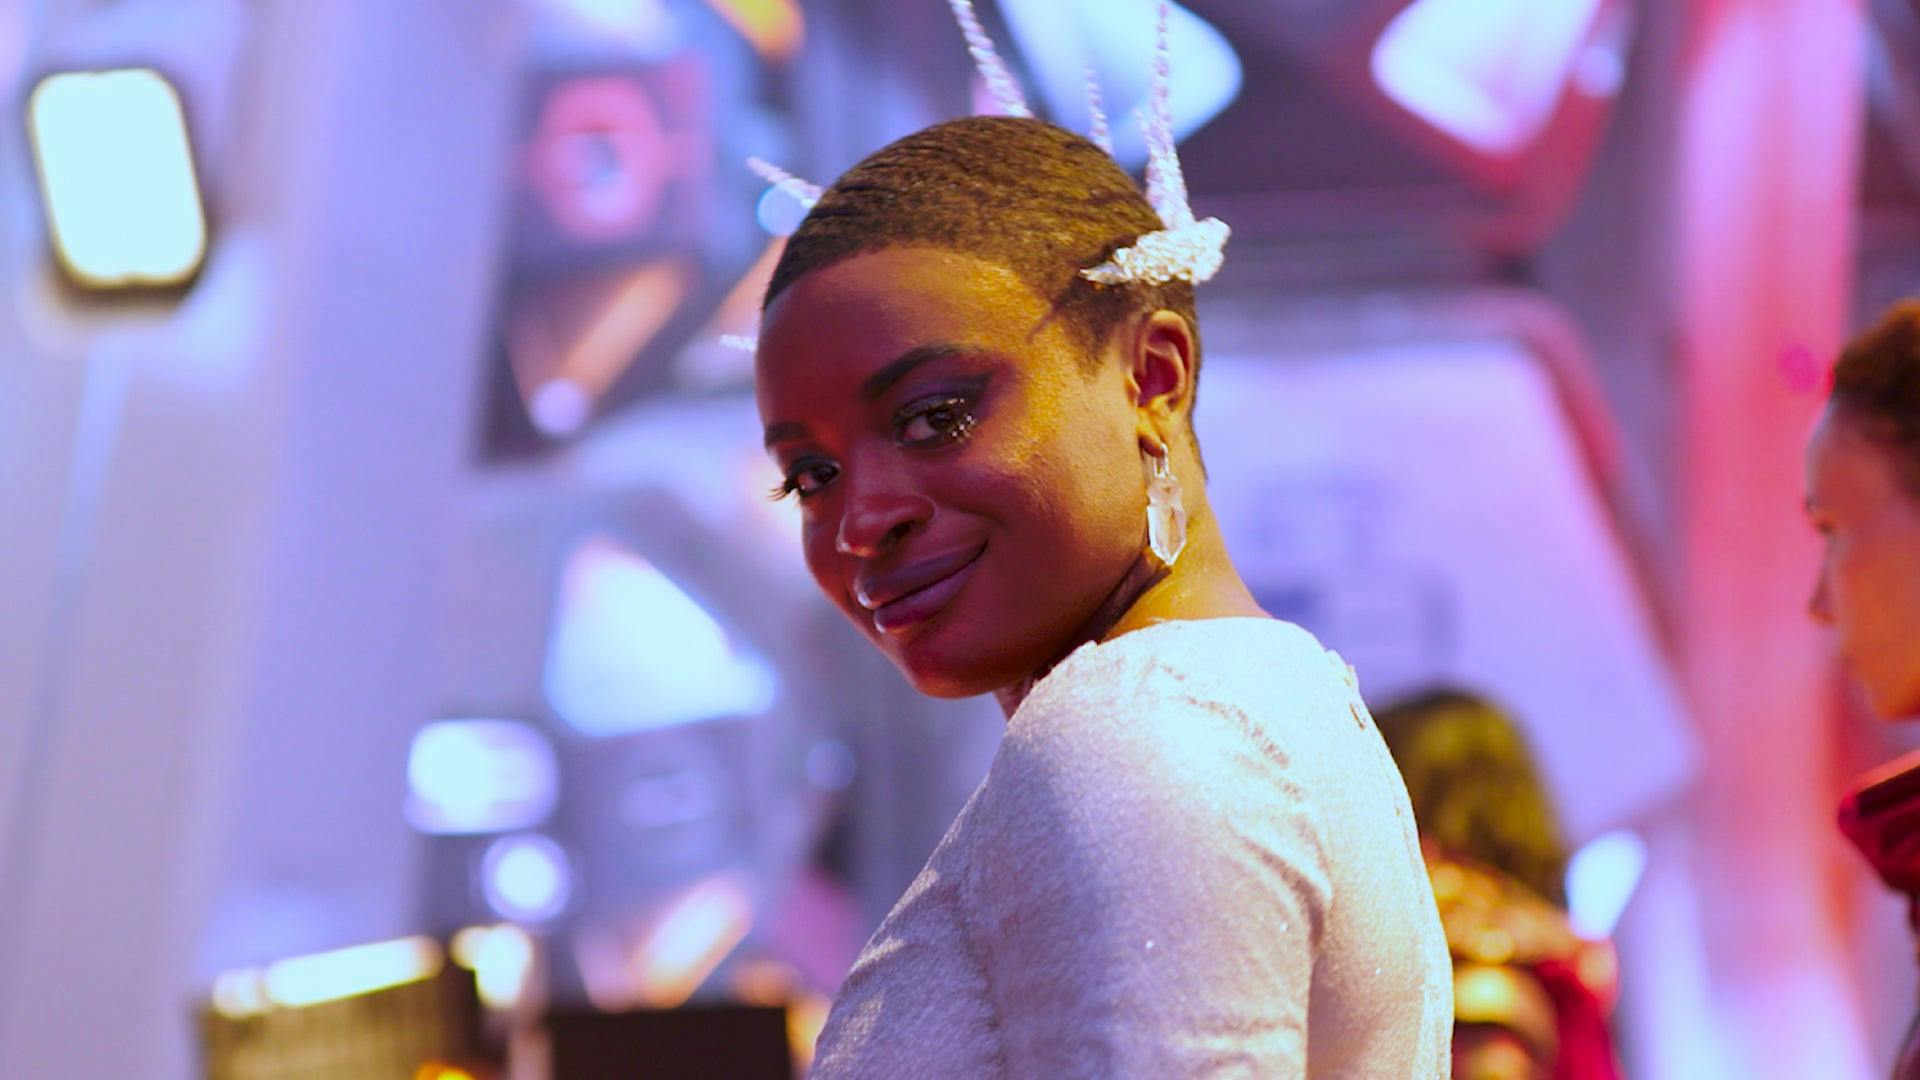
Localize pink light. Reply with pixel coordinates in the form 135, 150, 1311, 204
528, 76, 701, 243
1370, 0, 1609, 156
1776, 342, 1829, 396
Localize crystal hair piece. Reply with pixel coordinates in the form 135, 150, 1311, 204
1079, 216, 1228, 286
742, 0, 1229, 297
1079, 1, 1229, 287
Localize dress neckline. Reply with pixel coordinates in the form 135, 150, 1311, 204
1015, 614, 1299, 716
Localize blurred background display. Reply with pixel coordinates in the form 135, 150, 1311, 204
1, 0, 1917, 1076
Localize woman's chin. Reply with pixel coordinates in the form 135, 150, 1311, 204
905, 671, 993, 699
892, 653, 1001, 699
1866, 682, 1920, 722
886, 632, 1031, 700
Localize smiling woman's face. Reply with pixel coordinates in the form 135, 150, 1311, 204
755, 246, 1148, 697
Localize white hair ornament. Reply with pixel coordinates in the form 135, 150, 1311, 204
746, 156, 822, 209
947, 0, 1032, 118
1079, 1, 1229, 287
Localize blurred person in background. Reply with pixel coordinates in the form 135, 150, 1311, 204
1810, 301, 1920, 1079
753, 107, 1451, 1080
1376, 690, 1624, 1080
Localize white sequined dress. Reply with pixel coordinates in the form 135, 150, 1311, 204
809, 617, 1452, 1078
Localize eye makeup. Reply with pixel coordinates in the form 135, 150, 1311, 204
766, 367, 996, 502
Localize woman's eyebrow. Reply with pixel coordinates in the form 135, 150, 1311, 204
763, 420, 810, 448
859, 342, 981, 402
765, 344, 989, 446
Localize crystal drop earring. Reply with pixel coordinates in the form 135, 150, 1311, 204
1144, 446, 1187, 566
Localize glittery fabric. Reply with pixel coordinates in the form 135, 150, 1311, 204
1079, 218, 1232, 287
808, 618, 1453, 1078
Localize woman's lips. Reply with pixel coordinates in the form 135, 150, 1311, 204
867, 546, 986, 635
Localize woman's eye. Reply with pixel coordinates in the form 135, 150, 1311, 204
770, 461, 839, 502
898, 397, 978, 447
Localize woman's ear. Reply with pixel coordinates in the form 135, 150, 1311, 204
1127, 309, 1196, 448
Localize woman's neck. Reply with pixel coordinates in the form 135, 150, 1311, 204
992, 510, 1264, 718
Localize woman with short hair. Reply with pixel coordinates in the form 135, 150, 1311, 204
751, 27, 1452, 1070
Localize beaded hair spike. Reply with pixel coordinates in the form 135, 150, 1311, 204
1084, 61, 1113, 156
947, 0, 1032, 118
746, 156, 822, 209
1080, 0, 1230, 286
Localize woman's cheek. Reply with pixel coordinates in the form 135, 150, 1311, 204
801, 518, 840, 586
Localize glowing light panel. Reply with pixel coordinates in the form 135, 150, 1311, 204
997, 0, 1241, 168
755, 184, 810, 237
481, 833, 574, 923
1371, 0, 1608, 155
261, 937, 444, 1008
452, 924, 537, 1009
545, 535, 777, 734
1566, 829, 1647, 939
210, 970, 271, 1019
545, 0, 679, 51
27, 68, 209, 288
632, 875, 753, 1007
406, 719, 560, 835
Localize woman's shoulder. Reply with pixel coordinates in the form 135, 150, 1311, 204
1057, 614, 1336, 676
960, 617, 1352, 934
1009, 617, 1358, 755
986, 618, 1359, 817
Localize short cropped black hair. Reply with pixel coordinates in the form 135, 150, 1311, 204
1833, 300, 1920, 498
763, 116, 1201, 383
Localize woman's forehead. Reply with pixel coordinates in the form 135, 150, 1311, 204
766, 248, 1041, 334
755, 248, 1059, 400
1812, 409, 1913, 509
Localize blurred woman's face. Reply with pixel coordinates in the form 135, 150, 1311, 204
755, 247, 1148, 697
1805, 407, 1920, 719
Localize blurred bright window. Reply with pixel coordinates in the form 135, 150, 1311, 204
28, 68, 209, 289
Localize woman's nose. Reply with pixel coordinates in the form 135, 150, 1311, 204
1807, 573, 1834, 627
835, 488, 930, 558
